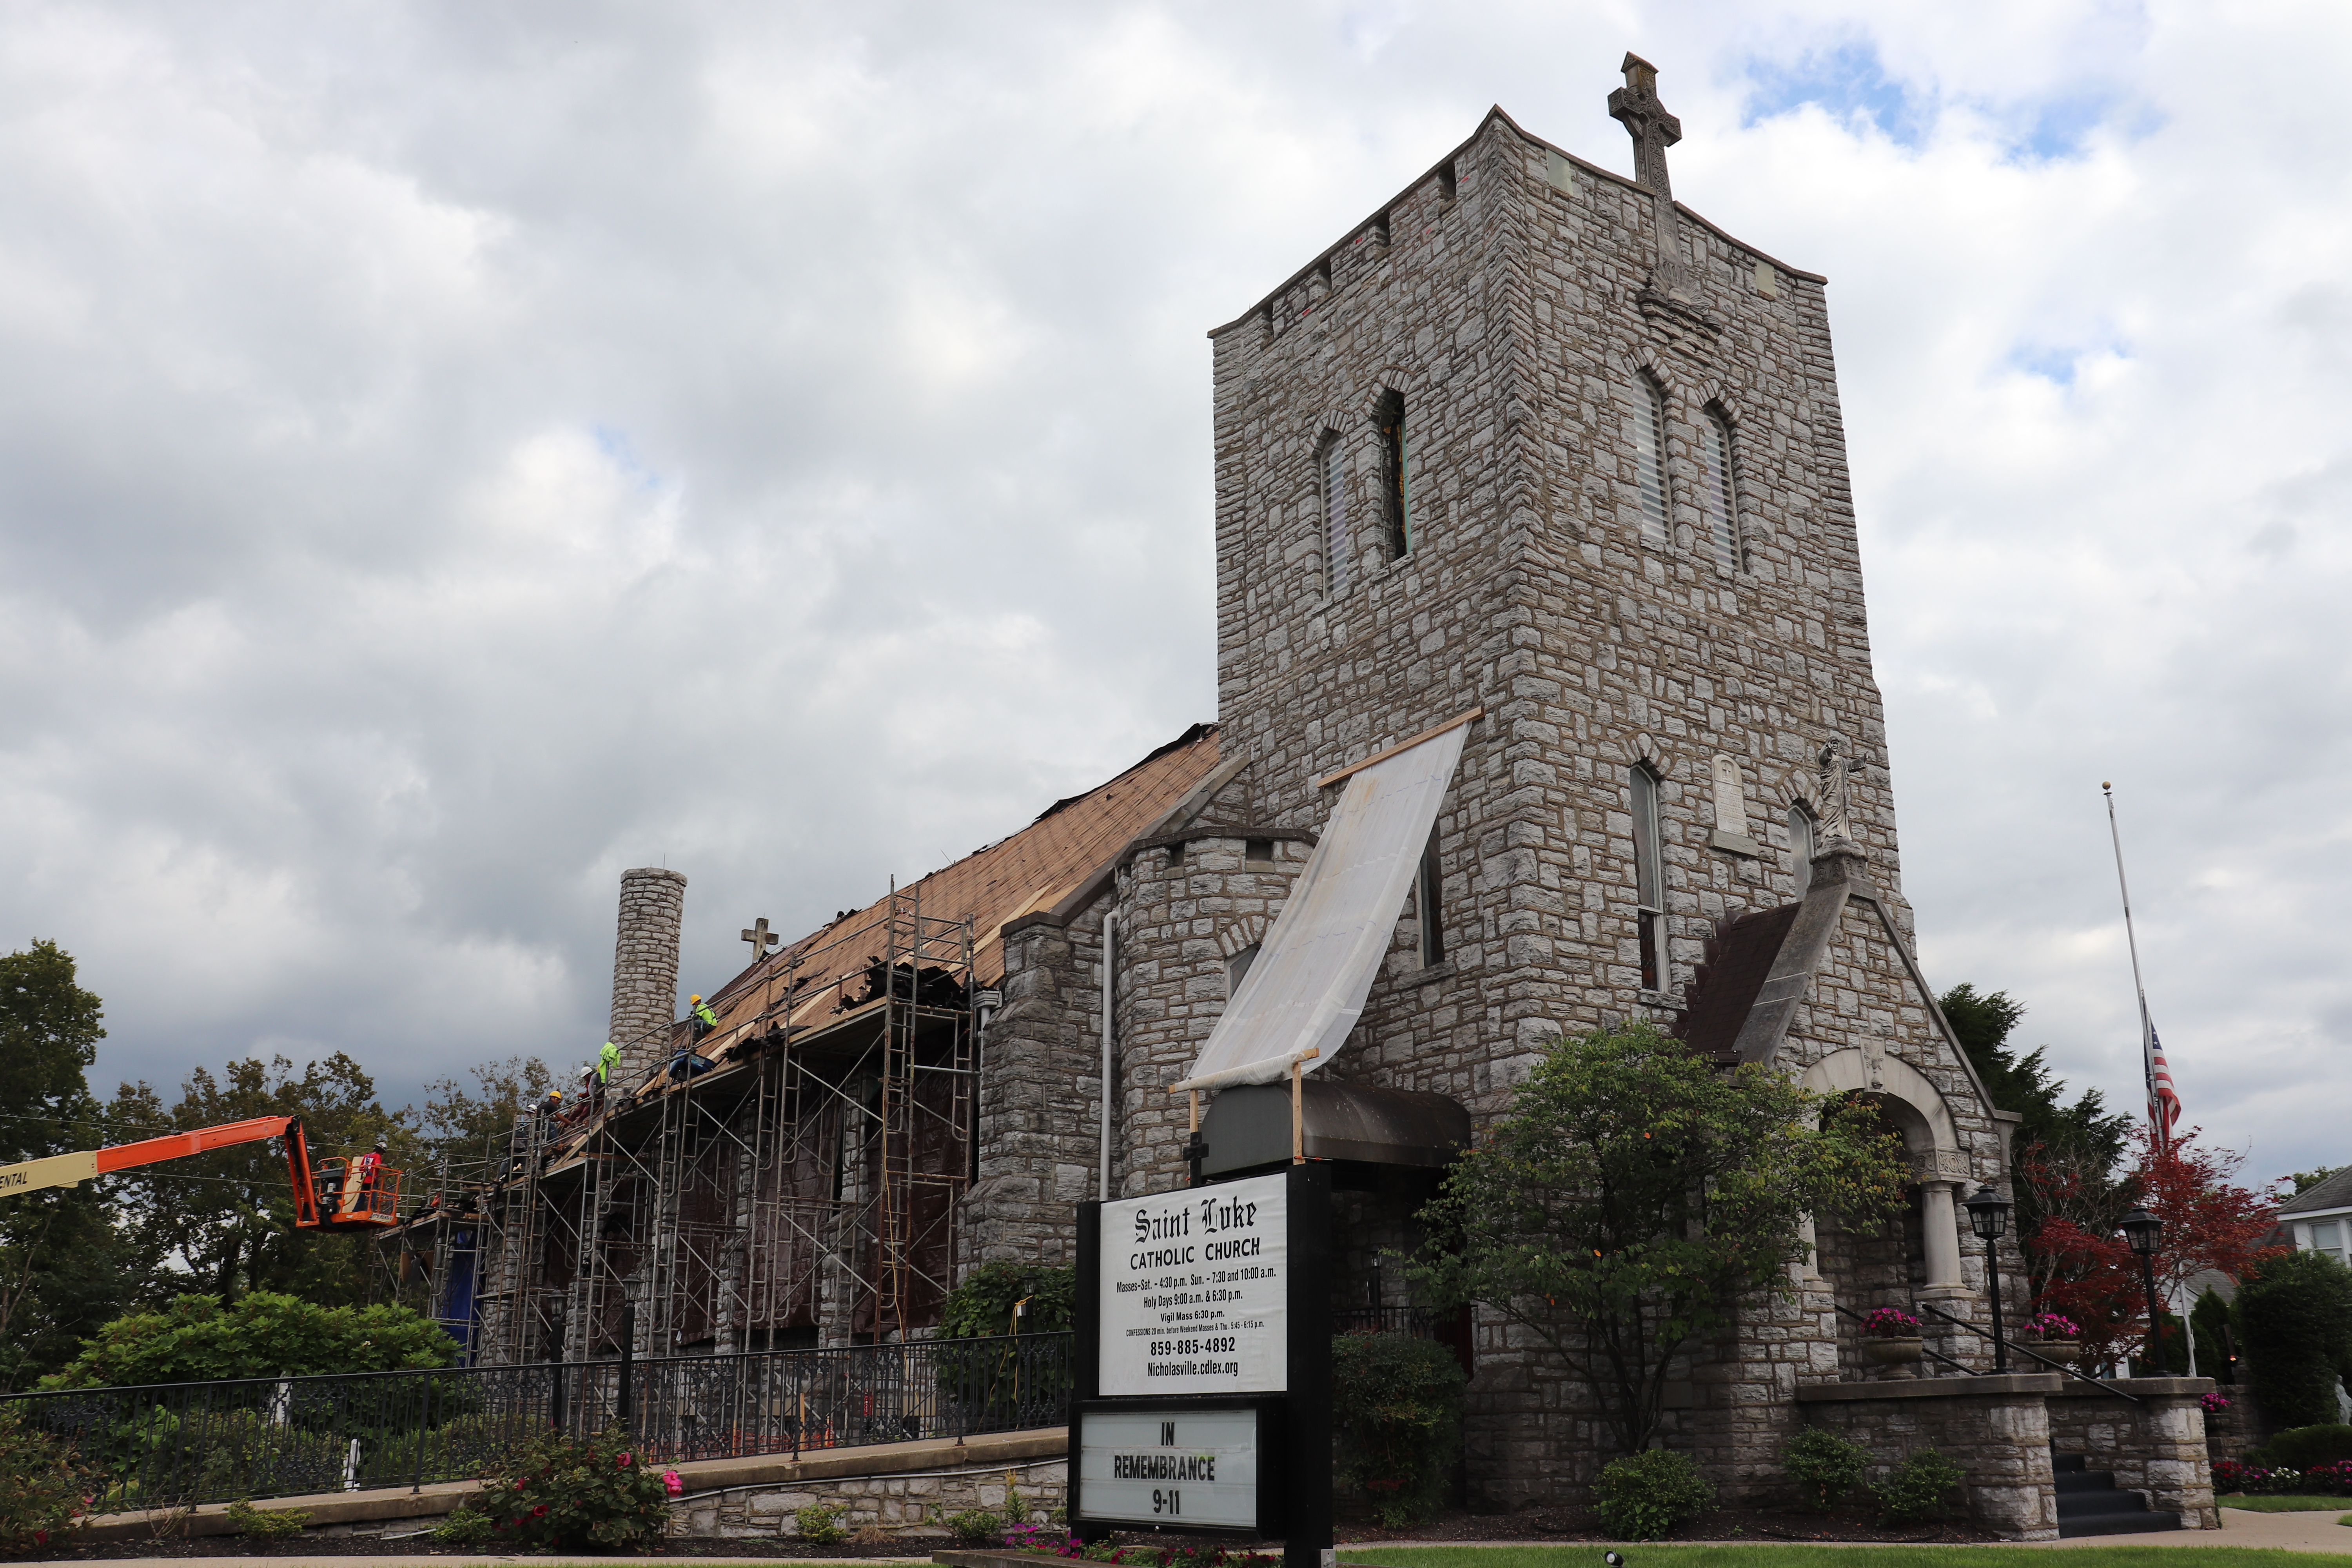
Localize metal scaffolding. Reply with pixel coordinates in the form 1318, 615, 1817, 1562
386, 889, 977, 1361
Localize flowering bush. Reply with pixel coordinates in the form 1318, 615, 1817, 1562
2022, 1312, 2080, 1341
0, 1404, 91, 1552
472, 1423, 672, 1549
2201, 1392, 2232, 1414
1861, 1308, 1921, 1339
1001, 1520, 1079, 1554
2209, 1459, 2352, 1497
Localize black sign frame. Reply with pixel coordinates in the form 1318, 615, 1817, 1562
1073, 1161, 1331, 1568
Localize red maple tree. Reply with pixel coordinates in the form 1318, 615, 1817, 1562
2030, 1124, 2285, 1373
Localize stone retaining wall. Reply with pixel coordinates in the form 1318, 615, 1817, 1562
673, 1456, 1066, 1540
1795, 1374, 2061, 1541
2049, 1378, 2218, 1529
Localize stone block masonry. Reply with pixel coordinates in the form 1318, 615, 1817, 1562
609, 866, 687, 1082
1797, 1375, 2063, 1540
2049, 1377, 2220, 1529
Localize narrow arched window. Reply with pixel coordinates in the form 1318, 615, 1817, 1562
1699, 407, 1739, 569
1416, 827, 1445, 968
1320, 431, 1349, 595
1788, 802, 1817, 897
1630, 375, 1669, 548
1375, 390, 1410, 557
1631, 765, 1667, 993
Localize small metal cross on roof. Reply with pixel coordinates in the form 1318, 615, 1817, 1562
742, 916, 780, 962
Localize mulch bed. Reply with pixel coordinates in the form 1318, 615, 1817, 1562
3, 1506, 1999, 1560
7, 1539, 939, 1561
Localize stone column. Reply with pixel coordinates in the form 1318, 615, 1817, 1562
609, 867, 688, 1083
1921, 1181, 1966, 1294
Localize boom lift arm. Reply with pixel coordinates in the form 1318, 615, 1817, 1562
0, 1116, 397, 1230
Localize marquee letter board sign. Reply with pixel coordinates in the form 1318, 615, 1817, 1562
1072, 1163, 1331, 1568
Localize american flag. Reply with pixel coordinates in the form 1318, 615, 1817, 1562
2147, 1023, 2183, 1150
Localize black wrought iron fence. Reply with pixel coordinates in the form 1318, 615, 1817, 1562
1, 1331, 1073, 1513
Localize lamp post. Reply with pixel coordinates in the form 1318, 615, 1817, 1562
1964, 1185, 2013, 1372
2120, 1205, 2165, 1376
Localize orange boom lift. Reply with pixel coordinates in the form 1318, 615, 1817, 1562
0, 1116, 401, 1231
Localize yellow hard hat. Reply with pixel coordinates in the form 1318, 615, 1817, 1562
551, 1090, 563, 1098
690, 993, 702, 1003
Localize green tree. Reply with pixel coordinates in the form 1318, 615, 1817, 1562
0, 941, 129, 1387
40, 1290, 456, 1387
107, 1054, 415, 1308
416, 1055, 554, 1191
2288, 1166, 2346, 1196
1938, 983, 2134, 1305
1408, 1021, 1909, 1457
2234, 1248, 2352, 1429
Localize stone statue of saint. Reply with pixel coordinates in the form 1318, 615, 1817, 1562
1816, 739, 1864, 847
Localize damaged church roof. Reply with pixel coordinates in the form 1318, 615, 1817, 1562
689, 722, 1225, 1054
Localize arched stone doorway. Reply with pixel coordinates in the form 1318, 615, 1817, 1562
1799, 1045, 1971, 1376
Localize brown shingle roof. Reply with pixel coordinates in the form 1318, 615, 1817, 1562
696, 723, 1223, 1044
1673, 904, 1801, 1062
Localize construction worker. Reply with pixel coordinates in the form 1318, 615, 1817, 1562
355, 1143, 386, 1217
668, 1045, 715, 1084
689, 993, 719, 1041
537, 1088, 563, 1121
597, 1040, 621, 1086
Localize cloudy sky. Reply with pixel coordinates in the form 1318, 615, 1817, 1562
1, 1, 2343, 1183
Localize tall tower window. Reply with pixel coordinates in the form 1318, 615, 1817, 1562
1320, 432, 1349, 595
1631, 375, 1669, 548
1788, 802, 1817, 897
1375, 390, 1410, 557
1631, 764, 1667, 993
1699, 407, 1739, 569
1416, 828, 1445, 968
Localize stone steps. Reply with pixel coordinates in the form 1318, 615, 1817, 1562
2052, 1449, 2181, 1538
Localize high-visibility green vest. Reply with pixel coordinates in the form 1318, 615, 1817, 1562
693, 1000, 718, 1029
597, 1042, 620, 1082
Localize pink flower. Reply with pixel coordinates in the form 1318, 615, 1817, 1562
532, 1504, 549, 1518
617, 1452, 633, 1466
664, 1470, 684, 1497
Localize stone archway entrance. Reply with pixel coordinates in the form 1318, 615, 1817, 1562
1799, 1045, 1971, 1374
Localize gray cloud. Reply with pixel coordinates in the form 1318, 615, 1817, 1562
1, 0, 2345, 1180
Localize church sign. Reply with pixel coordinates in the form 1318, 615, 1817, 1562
1072, 1164, 1331, 1568
1096, 1171, 1288, 1396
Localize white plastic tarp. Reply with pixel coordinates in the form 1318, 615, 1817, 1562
1174, 720, 1468, 1093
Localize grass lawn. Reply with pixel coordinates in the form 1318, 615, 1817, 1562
2216, 1494, 2352, 1512
1338, 1548, 2334, 1568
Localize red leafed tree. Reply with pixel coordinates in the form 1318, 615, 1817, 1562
2031, 1124, 2285, 1372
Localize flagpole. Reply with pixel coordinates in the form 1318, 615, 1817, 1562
2102, 781, 2161, 1145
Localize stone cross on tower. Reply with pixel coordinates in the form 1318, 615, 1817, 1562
741, 916, 780, 962
1607, 52, 1690, 297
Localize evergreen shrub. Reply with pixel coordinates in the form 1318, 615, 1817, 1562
474, 1423, 671, 1549
2236, 1250, 2352, 1430
1873, 1449, 1965, 1524
1783, 1426, 1871, 1512
796, 1501, 846, 1543
1591, 1448, 1714, 1540
1330, 1332, 1467, 1530
223, 1499, 307, 1538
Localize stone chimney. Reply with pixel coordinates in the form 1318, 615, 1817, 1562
608, 867, 687, 1082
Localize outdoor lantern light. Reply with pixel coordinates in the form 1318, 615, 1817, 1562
1964, 1185, 2013, 1243
2120, 1205, 2163, 1256
2119, 1206, 2165, 1374
1964, 1185, 2014, 1370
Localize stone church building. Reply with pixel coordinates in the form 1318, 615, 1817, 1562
411, 60, 2214, 1539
